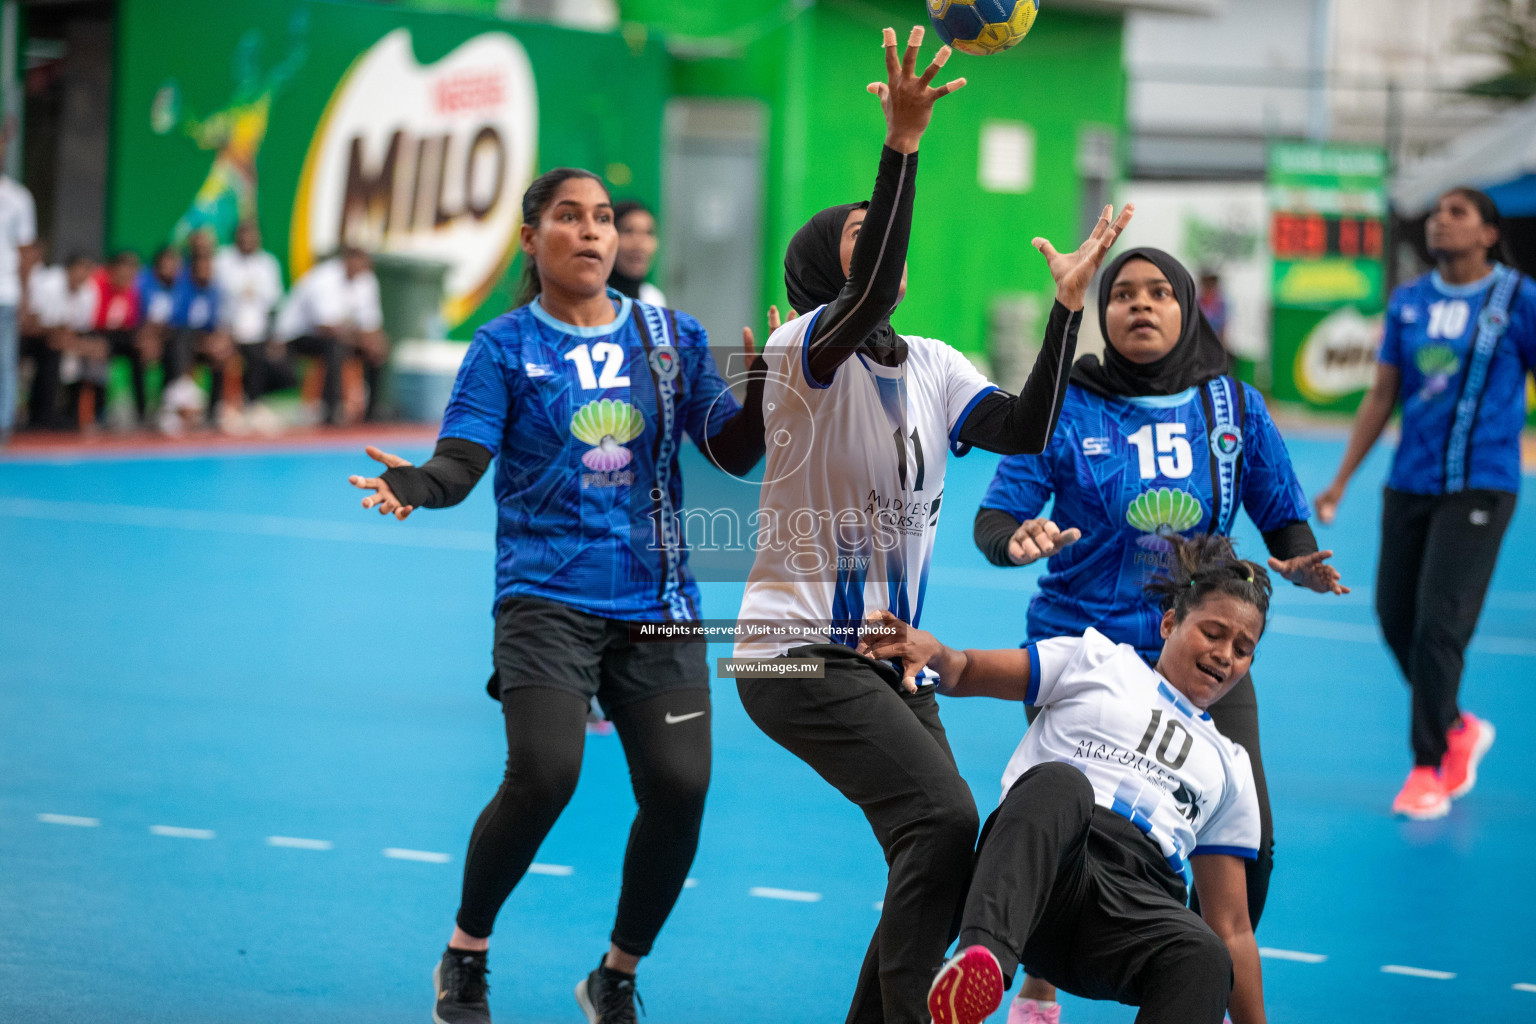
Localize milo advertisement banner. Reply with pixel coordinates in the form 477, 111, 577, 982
113, 0, 668, 337
1266, 143, 1388, 411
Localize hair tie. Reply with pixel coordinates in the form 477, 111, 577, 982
1188, 578, 1197, 588
1244, 567, 1255, 584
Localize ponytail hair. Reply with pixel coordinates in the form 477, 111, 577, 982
514, 166, 609, 308
1438, 186, 1512, 265
1144, 534, 1272, 630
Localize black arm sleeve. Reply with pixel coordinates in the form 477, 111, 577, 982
974, 506, 1024, 567
379, 436, 493, 509
956, 301, 1082, 455
805, 146, 918, 384
1261, 519, 1319, 562
699, 358, 768, 477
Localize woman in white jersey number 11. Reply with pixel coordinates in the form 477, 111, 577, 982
860, 535, 1270, 1024
730, 24, 1132, 1024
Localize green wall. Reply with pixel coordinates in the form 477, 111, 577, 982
113, 0, 669, 337
631, 0, 1127, 357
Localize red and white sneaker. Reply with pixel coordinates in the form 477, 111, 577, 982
1007, 996, 1062, 1024
1392, 766, 1450, 820
1440, 712, 1495, 799
929, 946, 1005, 1024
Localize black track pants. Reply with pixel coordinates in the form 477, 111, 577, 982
1376, 487, 1515, 766
958, 762, 1232, 1024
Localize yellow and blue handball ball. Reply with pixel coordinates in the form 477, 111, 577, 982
927, 0, 1040, 56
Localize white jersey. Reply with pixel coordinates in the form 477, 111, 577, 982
214, 246, 284, 344
1001, 629, 1261, 875
0, 176, 37, 306
735, 306, 996, 664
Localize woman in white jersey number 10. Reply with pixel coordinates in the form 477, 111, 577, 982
731, 24, 1132, 1024
860, 534, 1271, 1024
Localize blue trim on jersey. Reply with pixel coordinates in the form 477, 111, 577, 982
1158, 680, 1200, 719
1445, 265, 1518, 493
949, 384, 998, 447
529, 290, 632, 337
1429, 269, 1497, 298
799, 308, 831, 389
1025, 644, 1042, 705
1125, 387, 1197, 409
1192, 844, 1259, 861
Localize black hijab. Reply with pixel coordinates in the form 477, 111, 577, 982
606, 200, 650, 300
784, 201, 905, 364
1070, 247, 1231, 398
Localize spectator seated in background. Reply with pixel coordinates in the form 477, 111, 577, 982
159, 247, 236, 434
275, 245, 387, 425
96, 250, 149, 425
608, 199, 667, 307
135, 245, 181, 406
214, 218, 285, 415
49, 254, 109, 429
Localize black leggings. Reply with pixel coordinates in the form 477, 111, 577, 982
1027, 670, 1271, 928
454, 686, 711, 956
959, 762, 1232, 1024
1376, 487, 1516, 766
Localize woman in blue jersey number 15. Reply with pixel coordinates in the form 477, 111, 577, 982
347, 168, 768, 1024
973, 248, 1347, 1024
1315, 186, 1536, 821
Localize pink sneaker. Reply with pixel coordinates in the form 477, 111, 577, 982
1392, 766, 1450, 820
1440, 712, 1495, 798
929, 946, 1005, 1024
1008, 997, 1061, 1024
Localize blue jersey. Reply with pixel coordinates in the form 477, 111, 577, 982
440, 291, 741, 621
981, 379, 1310, 659
1379, 266, 1536, 495
137, 268, 176, 326
170, 271, 220, 331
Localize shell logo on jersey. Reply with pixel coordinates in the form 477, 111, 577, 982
1414, 344, 1461, 401
1209, 425, 1242, 461
1126, 488, 1204, 550
570, 399, 644, 471
291, 28, 538, 327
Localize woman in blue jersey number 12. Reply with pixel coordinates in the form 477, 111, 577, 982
1315, 186, 1536, 821
973, 247, 1347, 1024
348, 168, 768, 1024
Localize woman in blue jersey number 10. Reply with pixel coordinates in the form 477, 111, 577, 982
973, 247, 1347, 1024
347, 168, 768, 1024
1315, 186, 1536, 821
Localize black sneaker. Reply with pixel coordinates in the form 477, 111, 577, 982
433, 948, 491, 1024
574, 958, 644, 1023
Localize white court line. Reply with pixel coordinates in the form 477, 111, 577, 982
37, 813, 99, 827
749, 886, 822, 903
0, 498, 492, 552
1268, 615, 1536, 657
526, 863, 574, 876
150, 825, 216, 840
1260, 947, 1328, 964
1381, 965, 1456, 980
1514, 983, 1536, 993
384, 847, 451, 863
267, 836, 333, 851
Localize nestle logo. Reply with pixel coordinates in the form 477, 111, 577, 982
433, 71, 506, 114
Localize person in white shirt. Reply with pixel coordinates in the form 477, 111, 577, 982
729, 27, 1130, 1024
860, 534, 1271, 1024
44, 254, 107, 428
607, 200, 667, 307
0, 125, 37, 441
275, 245, 387, 424
214, 219, 285, 402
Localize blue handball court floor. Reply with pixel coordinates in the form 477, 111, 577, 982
2, 430, 1534, 1024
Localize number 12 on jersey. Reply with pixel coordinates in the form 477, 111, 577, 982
1126, 423, 1193, 480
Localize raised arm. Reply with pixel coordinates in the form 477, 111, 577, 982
956, 205, 1134, 455
804, 26, 964, 384
1190, 854, 1266, 1024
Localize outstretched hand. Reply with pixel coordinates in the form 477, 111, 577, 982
1035, 204, 1136, 312
741, 304, 798, 354
1268, 549, 1350, 595
348, 445, 416, 521
867, 26, 966, 155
